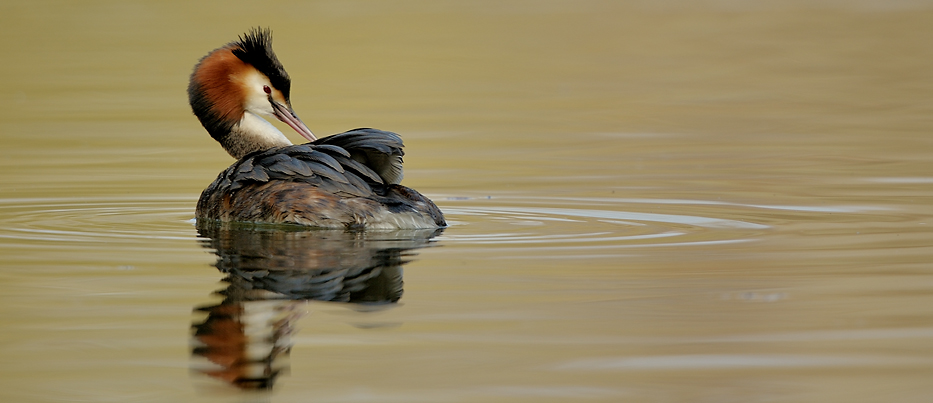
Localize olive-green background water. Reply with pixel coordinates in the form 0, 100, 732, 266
1, 1, 932, 402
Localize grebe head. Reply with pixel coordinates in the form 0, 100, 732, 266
189, 28, 316, 159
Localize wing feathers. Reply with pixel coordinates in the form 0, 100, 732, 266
314, 128, 405, 185
211, 128, 408, 199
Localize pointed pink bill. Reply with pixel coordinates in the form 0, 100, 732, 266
271, 102, 316, 142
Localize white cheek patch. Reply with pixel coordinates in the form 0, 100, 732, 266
237, 69, 275, 116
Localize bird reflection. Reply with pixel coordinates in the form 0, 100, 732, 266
191, 221, 441, 389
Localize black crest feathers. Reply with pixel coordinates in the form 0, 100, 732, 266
230, 28, 292, 101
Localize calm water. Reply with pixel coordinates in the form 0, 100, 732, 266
2, 1, 932, 402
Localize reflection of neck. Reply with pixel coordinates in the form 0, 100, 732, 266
191, 289, 302, 389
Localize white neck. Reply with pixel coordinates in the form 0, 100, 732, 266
224, 112, 294, 159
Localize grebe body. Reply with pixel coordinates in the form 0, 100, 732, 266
189, 29, 444, 229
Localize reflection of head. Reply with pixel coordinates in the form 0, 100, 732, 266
191, 298, 298, 389
191, 224, 442, 389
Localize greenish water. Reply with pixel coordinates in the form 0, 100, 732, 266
1, 1, 932, 402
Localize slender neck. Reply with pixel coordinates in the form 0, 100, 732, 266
220, 112, 293, 159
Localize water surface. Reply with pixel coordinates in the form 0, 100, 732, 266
1, 1, 932, 402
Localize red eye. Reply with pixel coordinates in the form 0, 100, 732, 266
263, 85, 271, 94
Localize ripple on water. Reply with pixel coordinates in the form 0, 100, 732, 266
0, 195, 782, 254
436, 196, 775, 254
0, 196, 198, 245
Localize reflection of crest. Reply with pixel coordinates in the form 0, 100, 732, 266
191, 222, 441, 389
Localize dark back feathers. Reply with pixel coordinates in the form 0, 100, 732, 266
206, 128, 408, 201
314, 128, 405, 185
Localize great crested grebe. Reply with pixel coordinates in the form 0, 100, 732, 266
189, 29, 445, 229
